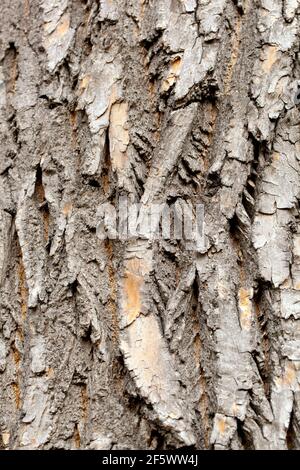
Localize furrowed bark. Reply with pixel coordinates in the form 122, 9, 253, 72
0, 0, 300, 450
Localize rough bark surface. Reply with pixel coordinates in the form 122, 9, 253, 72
1, 0, 300, 450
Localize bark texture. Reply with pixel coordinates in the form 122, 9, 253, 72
1, 0, 300, 450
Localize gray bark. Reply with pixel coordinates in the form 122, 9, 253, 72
1, 0, 300, 450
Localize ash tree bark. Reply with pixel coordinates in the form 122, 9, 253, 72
0, 0, 300, 450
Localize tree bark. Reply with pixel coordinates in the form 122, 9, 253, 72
0, 0, 300, 450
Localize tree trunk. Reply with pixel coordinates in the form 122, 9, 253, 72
1, 0, 300, 450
